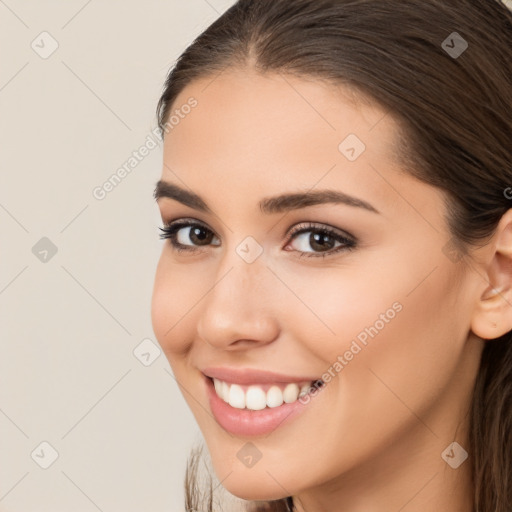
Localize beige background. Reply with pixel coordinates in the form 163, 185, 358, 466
0, 1, 237, 511
3, 1, 512, 512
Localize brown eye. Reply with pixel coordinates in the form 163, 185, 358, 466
181, 225, 215, 246
285, 222, 357, 259
159, 221, 220, 252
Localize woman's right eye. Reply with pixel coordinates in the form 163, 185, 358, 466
159, 221, 220, 253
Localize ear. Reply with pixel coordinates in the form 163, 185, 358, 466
471, 208, 512, 340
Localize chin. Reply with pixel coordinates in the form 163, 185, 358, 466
208, 458, 297, 501
221, 480, 290, 502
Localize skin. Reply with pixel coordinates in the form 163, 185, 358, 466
151, 68, 512, 512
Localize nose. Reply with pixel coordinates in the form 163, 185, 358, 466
196, 247, 280, 350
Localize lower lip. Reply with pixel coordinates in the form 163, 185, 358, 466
204, 375, 315, 437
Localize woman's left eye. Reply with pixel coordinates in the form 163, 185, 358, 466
158, 220, 357, 259
284, 222, 357, 258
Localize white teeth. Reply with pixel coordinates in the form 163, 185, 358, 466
266, 386, 284, 408
228, 384, 245, 409
246, 386, 267, 410
299, 383, 311, 397
283, 383, 299, 403
212, 378, 317, 410
221, 381, 230, 402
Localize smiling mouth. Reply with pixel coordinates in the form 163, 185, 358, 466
209, 376, 324, 410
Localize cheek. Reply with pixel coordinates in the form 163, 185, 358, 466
150, 253, 201, 357
272, 259, 407, 361
311, 260, 464, 439
282, 250, 463, 399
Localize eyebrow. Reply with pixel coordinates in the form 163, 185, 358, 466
153, 180, 380, 215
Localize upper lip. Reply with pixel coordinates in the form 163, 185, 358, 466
201, 366, 320, 385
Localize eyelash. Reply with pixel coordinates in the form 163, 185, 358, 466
158, 219, 357, 259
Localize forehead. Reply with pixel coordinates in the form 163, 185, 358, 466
166, 68, 397, 160
161, 68, 441, 221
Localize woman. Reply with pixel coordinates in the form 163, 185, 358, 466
151, 1, 512, 510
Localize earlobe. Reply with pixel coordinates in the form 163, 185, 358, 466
470, 209, 512, 340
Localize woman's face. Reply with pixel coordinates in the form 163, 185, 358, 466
151, 69, 484, 504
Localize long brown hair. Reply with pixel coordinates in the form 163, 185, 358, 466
155, 1, 512, 510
